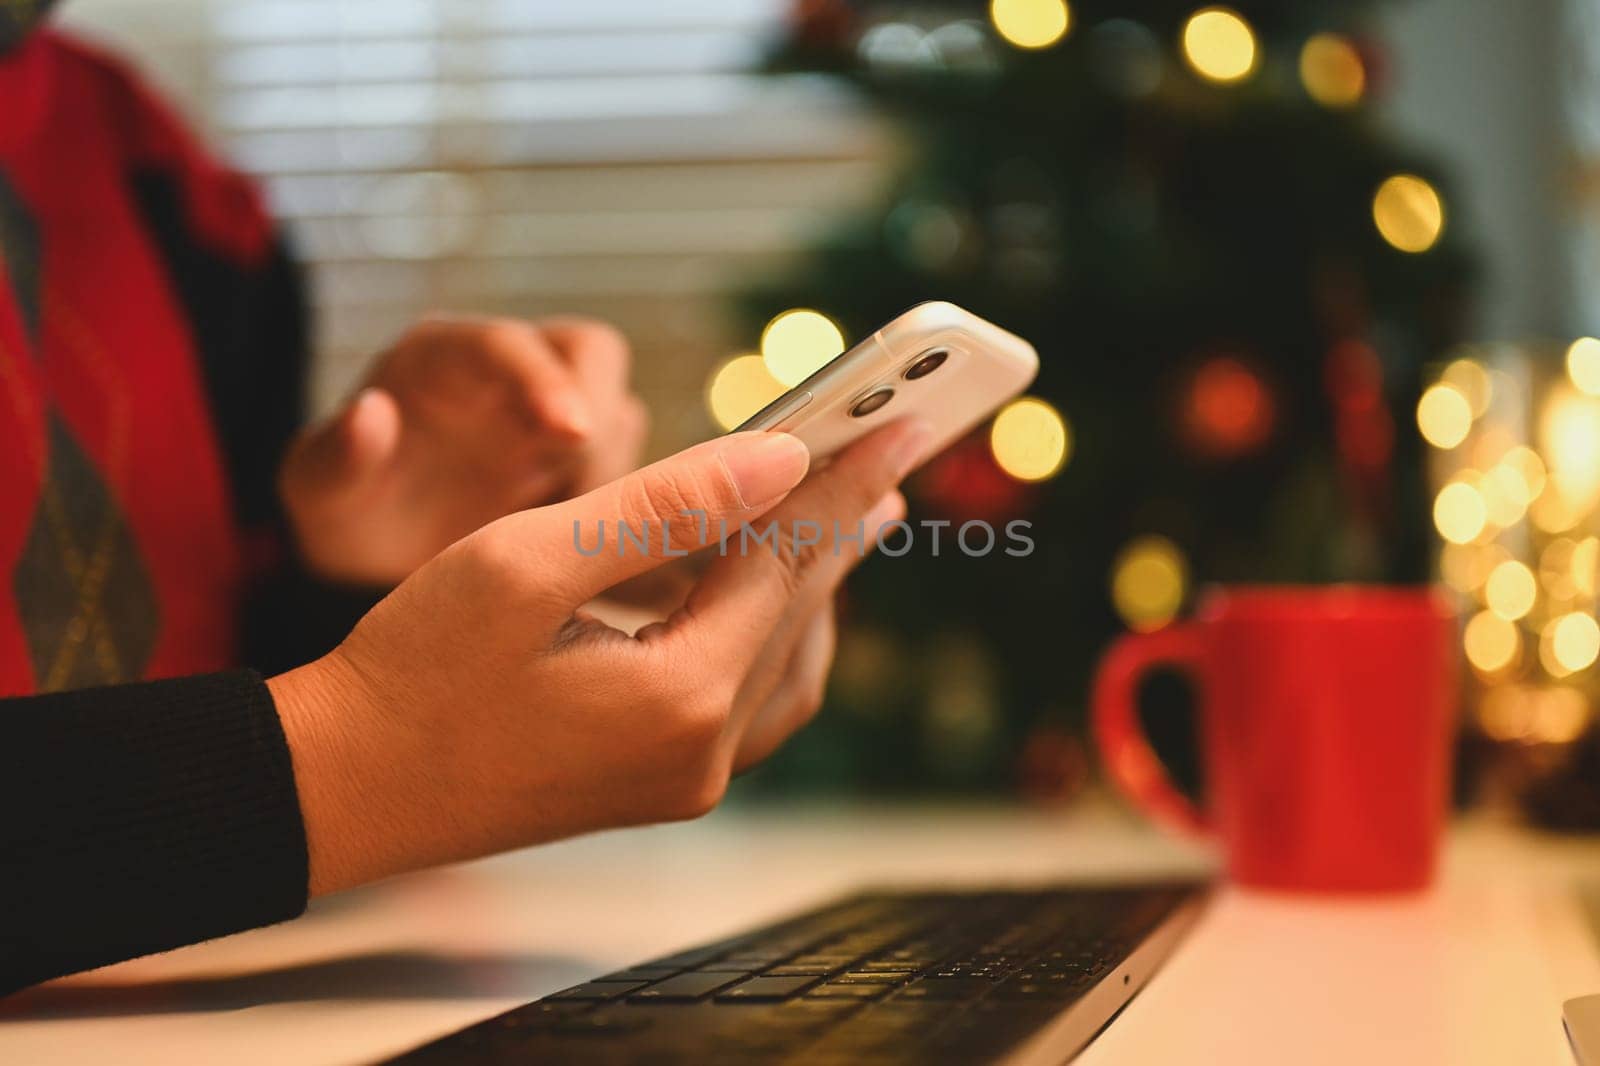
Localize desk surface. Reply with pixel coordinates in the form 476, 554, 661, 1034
4, 802, 1599, 1065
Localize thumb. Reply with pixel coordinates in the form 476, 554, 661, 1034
527, 431, 810, 605
290, 387, 402, 494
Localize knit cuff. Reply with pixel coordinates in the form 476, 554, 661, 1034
0, 670, 309, 993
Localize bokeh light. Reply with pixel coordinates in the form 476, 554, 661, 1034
1299, 33, 1365, 107
1485, 560, 1537, 621
706, 353, 787, 431
990, 0, 1071, 50
1540, 389, 1600, 513
1111, 535, 1188, 632
1479, 463, 1532, 528
1433, 480, 1486, 544
1416, 383, 1471, 449
1541, 612, 1600, 677
1502, 445, 1547, 501
1373, 174, 1445, 253
1181, 7, 1258, 84
1568, 337, 1600, 396
990, 397, 1071, 481
761, 309, 846, 387
1442, 357, 1493, 417
1464, 610, 1519, 675
1576, 538, 1600, 598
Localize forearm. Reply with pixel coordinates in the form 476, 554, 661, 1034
0, 672, 308, 994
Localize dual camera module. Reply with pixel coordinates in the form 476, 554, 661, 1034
848, 347, 949, 418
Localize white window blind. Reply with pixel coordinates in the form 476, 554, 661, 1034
59, 0, 888, 449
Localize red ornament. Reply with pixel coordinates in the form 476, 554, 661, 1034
914, 433, 1034, 524
1323, 338, 1392, 471
791, 0, 856, 49
1181, 354, 1275, 458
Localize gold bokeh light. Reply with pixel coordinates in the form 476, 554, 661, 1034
1542, 612, 1600, 677
990, 0, 1072, 50
1485, 560, 1537, 621
1416, 383, 1471, 449
990, 397, 1071, 482
1299, 33, 1365, 107
706, 353, 786, 431
1373, 174, 1445, 253
1568, 337, 1600, 397
761, 309, 845, 388
1181, 7, 1258, 84
1442, 357, 1493, 417
1464, 610, 1519, 675
1112, 536, 1188, 633
1433, 481, 1486, 544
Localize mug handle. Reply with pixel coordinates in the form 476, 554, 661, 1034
1091, 625, 1210, 837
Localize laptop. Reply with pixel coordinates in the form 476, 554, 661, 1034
383, 881, 1207, 1063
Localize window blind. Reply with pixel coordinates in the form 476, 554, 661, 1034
60, 0, 888, 448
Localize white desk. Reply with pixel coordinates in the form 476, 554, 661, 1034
3, 802, 1599, 1065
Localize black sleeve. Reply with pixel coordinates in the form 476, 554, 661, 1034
0, 670, 308, 994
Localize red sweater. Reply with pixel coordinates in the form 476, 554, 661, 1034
0, 29, 321, 695
1, 28, 374, 991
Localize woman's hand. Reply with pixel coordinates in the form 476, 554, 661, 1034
278, 315, 647, 585
268, 421, 927, 896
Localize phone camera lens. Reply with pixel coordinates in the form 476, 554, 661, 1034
849, 387, 894, 418
903, 348, 949, 380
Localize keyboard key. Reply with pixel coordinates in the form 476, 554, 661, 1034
895, 978, 996, 1001
715, 975, 822, 1002
629, 972, 749, 1002
546, 980, 649, 1001
766, 964, 838, 977
598, 965, 683, 982
832, 972, 910, 985
807, 983, 892, 1000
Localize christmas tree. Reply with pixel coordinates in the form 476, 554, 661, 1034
723, 0, 1476, 797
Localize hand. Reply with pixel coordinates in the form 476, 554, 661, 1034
279, 316, 648, 585
268, 422, 927, 896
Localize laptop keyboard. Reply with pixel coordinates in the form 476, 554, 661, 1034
387, 883, 1202, 1065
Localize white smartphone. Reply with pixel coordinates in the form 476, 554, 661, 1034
734, 301, 1038, 463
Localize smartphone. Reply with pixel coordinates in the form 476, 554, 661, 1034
734, 301, 1038, 463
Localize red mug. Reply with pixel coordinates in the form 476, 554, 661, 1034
1091, 586, 1458, 893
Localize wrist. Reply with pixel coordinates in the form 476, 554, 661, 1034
268, 651, 408, 896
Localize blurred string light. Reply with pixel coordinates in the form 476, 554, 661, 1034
706, 353, 785, 431
1416, 383, 1472, 449
1373, 174, 1445, 253
1111, 535, 1188, 632
1502, 445, 1547, 500
1540, 387, 1600, 514
1299, 33, 1365, 107
1180, 7, 1258, 84
761, 309, 845, 387
1479, 461, 1533, 528
1539, 537, 1600, 600
1541, 612, 1600, 677
1464, 610, 1519, 674
1569, 337, 1600, 396
1484, 560, 1537, 621
989, 397, 1071, 481
989, 0, 1071, 50
1479, 685, 1591, 744
1442, 356, 1493, 417
1433, 480, 1487, 544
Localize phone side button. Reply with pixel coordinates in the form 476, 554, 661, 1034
763, 390, 813, 427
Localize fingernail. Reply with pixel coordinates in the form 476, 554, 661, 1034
720, 432, 810, 508
888, 419, 934, 478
